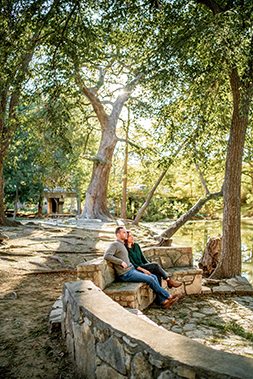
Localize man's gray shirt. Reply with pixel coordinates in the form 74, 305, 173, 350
104, 240, 134, 276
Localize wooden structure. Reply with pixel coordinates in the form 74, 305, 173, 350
43, 191, 76, 215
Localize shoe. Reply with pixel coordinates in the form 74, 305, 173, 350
171, 293, 183, 301
162, 296, 180, 309
167, 279, 182, 288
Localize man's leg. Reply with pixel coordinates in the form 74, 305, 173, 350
120, 268, 170, 304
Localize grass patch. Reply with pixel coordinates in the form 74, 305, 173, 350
199, 319, 253, 342
220, 321, 253, 342
28, 325, 48, 338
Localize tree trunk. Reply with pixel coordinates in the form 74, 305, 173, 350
80, 127, 118, 221
0, 162, 19, 226
211, 69, 251, 279
132, 136, 191, 226
13, 184, 19, 221
199, 236, 222, 277
157, 189, 223, 241
76, 70, 142, 221
132, 170, 167, 225
120, 113, 129, 219
37, 193, 43, 217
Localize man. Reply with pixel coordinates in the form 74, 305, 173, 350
104, 226, 182, 309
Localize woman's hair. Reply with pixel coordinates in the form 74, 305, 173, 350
124, 231, 135, 250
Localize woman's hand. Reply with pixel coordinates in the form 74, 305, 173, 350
121, 261, 128, 269
137, 267, 152, 276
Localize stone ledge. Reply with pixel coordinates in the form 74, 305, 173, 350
201, 276, 253, 295
62, 280, 253, 379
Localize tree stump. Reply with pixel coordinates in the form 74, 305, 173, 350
198, 236, 222, 277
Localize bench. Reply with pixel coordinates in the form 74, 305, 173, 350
77, 246, 202, 310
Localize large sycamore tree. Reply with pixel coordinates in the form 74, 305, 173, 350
150, 0, 253, 278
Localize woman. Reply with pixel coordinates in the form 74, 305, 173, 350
125, 231, 182, 289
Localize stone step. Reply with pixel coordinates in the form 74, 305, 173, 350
104, 281, 155, 311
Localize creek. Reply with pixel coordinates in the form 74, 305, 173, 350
145, 219, 253, 285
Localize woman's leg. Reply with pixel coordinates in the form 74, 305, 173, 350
120, 268, 170, 304
141, 263, 182, 288
140, 263, 168, 285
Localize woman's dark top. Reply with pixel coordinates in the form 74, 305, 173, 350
127, 242, 149, 268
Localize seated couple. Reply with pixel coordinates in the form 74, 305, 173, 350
104, 226, 183, 309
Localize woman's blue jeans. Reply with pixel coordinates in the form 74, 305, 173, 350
119, 268, 170, 304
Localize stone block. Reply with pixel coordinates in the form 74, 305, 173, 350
212, 285, 235, 294
73, 321, 96, 378
172, 366, 196, 379
160, 256, 173, 268
77, 258, 115, 290
142, 248, 155, 258
148, 354, 164, 368
97, 336, 126, 375
52, 299, 63, 309
50, 308, 62, 319
66, 333, 74, 359
235, 286, 253, 294
124, 295, 135, 301
181, 275, 194, 282
130, 352, 153, 379
185, 275, 202, 295
157, 371, 174, 379
201, 286, 212, 294
95, 364, 126, 379
235, 276, 251, 285
175, 255, 191, 267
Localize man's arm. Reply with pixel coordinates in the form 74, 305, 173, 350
104, 243, 124, 266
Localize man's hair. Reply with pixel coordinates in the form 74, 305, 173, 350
115, 226, 124, 236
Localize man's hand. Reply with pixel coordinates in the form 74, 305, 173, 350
121, 261, 128, 269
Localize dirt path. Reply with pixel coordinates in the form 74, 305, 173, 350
0, 220, 119, 378
0, 219, 154, 378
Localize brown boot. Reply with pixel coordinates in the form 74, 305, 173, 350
167, 278, 182, 288
162, 296, 180, 309
171, 293, 183, 301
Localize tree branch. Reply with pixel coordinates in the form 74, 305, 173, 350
156, 187, 224, 241
75, 72, 109, 130
109, 73, 143, 125
195, 162, 210, 195
195, 0, 224, 14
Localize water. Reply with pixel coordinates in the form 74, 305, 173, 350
145, 219, 253, 285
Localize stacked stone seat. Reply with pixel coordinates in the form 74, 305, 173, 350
77, 245, 202, 310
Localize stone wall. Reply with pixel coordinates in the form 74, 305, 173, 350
142, 246, 193, 268
62, 280, 253, 379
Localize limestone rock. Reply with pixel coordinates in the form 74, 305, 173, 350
157, 371, 175, 379
97, 336, 126, 375
73, 321, 96, 378
130, 352, 153, 379
95, 364, 126, 379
